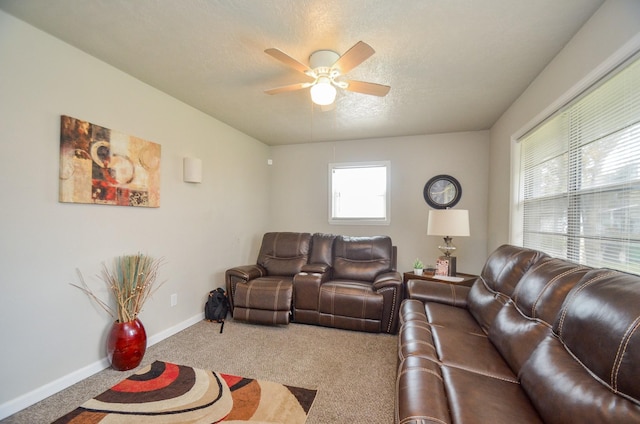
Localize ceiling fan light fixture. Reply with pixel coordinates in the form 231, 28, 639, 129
310, 77, 337, 105
264, 42, 390, 104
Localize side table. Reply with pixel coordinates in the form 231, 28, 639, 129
403, 271, 479, 288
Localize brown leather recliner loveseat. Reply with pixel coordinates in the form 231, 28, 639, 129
226, 232, 403, 334
397, 244, 640, 423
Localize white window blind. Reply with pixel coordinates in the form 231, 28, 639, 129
519, 55, 640, 273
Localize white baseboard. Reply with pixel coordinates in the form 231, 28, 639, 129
0, 357, 111, 422
0, 313, 204, 420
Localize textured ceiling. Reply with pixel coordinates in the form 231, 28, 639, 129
0, 0, 604, 145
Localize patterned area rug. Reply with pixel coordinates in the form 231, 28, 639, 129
52, 360, 317, 423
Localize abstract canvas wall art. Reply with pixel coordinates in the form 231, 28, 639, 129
59, 115, 161, 207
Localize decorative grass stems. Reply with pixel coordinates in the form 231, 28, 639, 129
72, 254, 165, 323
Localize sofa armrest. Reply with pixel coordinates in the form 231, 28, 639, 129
226, 264, 265, 281
301, 263, 331, 274
372, 270, 402, 290
407, 279, 470, 308
225, 265, 266, 314
372, 271, 404, 334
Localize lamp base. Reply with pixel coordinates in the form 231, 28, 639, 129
435, 255, 457, 277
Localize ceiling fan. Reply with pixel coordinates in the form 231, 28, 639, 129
264, 41, 391, 106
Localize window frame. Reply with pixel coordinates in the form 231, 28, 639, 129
328, 161, 391, 226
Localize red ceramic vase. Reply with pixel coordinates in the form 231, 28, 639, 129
106, 318, 147, 371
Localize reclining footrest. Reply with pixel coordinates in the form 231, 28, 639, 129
233, 278, 293, 325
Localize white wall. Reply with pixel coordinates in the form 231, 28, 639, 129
487, 0, 640, 250
269, 132, 490, 274
0, 10, 270, 417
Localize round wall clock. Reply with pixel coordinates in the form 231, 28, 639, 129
423, 174, 462, 209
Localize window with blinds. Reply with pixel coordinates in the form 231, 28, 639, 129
518, 55, 640, 273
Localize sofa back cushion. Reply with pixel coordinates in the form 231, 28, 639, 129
257, 232, 311, 276
468, 244, 548, 333
488, 257, 589, 373
332, 235, 392, 281
520, 268, 640, 423
309, 233, 336, 266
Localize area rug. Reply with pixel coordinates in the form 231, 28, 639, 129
52, 360, 317, 423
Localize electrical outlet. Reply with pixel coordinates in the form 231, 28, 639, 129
170, 293, 178, 307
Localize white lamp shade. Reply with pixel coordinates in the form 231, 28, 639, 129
310, 77, 337, 105
183, 157, 202, 183
427, 209, 470, 237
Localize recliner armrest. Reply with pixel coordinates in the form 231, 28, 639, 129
372, 270, 402, 290
226, 264, 265, 282
372, 270, 403, 334
407, 279, 470, 308
225, 264, 267, 316
301, 263, 331, 274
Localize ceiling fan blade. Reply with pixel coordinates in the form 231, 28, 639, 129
265, 48, 313, 75
333, 41, 375, 74
264, 82, 312, 95
344, 80, 391, 97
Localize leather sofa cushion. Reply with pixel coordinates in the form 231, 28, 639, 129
318, 280, 383, 320
488, 257, 589, 373
332, 235, 392, 281
511, 258, 589, 323
479, 245, 549, 297
552, 269, 640, 403
424, 302, 484, 335
520, 336, 640, 424
519, 268, 640, 424
257, 232, 311, 276
443, 366, 544, 424
401, 299, 517, 382
431, 326, 517, 382
468, 245, 548, 333
309, 233, 336, 265
261, 255, 307, 276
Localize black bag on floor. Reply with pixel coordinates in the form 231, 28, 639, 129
205, 288, 229, 330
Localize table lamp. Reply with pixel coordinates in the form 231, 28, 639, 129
427, 209, 470, 276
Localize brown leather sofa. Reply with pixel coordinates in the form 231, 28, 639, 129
226, 232, 403, 333
397, 244, 640, 423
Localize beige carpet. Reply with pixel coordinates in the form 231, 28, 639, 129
2, 319, 397, 423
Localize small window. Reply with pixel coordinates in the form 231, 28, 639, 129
329, 161, 390, 225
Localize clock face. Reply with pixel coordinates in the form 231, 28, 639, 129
424, 175, 462, 209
